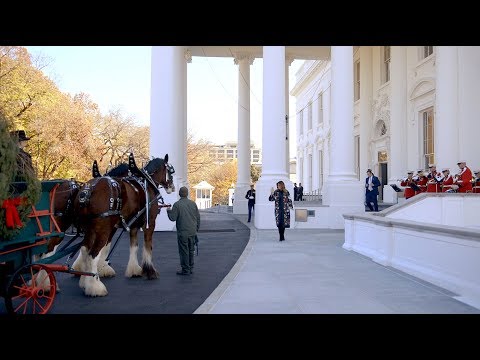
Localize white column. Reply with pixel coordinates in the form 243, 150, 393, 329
323, 46, 364, 228
183, 49, 192, 191
435, 46, 458, 170
383, 46, 407, 204
150, 46, 185, 231
327, 46, 356, 181
233, 54, 254, 214
285, 57, 293, 175
388, 46, 407, 183
359, 46, 373, 178
255, 46, 293, 229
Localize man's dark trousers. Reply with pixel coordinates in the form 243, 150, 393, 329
365, 191, 378, 212
177, 233, 196, 273
247, 201, 254, 222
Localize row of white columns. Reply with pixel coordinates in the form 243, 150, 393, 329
151, 46, 364, 230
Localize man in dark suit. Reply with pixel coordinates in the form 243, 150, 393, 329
365, 169, 381, 212
298, 183, 303, 201
245, 184, 256, 222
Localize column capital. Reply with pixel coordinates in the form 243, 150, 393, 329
233, 53, 254, 65
184, 49, 192, 63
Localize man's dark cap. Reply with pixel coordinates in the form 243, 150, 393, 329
10, 130, 30, 141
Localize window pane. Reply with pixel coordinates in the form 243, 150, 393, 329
423, 109, 435, 165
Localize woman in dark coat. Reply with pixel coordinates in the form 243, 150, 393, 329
268, 180, 293, 241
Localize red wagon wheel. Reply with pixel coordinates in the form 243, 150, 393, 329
5, 264, 57, 315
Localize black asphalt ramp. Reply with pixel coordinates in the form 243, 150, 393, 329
0, 211, 249, 314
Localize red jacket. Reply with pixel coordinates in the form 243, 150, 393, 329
442, 175, 454, 192
415, 176, 428, 195
455, 167, 473, 193
400, 178, 416, 199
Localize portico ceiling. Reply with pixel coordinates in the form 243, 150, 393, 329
187, 46, 331, 61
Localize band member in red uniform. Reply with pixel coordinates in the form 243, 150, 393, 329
400, 171, 416, 199
441, 168, 454, 192
415, 170, 428, 195
454, 161, 473, 193
472, 170, 480, 194
426, 164, 443, 193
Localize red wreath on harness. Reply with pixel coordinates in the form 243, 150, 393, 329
1, 197, 26, 229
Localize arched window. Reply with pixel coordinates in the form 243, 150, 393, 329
376, 120, 387, 137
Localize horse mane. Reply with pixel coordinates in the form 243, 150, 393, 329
144, 158, 164, 174
106, 163, 129, 177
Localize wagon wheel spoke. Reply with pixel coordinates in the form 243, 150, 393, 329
13, 297, 31, 314
5, 264, 57, 315
33, 298, 46, 314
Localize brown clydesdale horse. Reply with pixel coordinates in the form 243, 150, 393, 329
72, 154, 174, 297
31, 179, 83, 292
49, 179, 83, 253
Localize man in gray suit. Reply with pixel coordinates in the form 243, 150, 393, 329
166, 186, 201, 275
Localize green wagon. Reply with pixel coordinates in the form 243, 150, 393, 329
0, 180, 92, 314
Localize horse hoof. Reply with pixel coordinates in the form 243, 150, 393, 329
84, 279, 108, 297
142, 265, 159, 280
98, 264, 116, 278
144, 271, 159, 280
147, 272, 159, 280
125, 264, 142, 278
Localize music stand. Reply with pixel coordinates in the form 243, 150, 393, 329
390, 184, 402, 192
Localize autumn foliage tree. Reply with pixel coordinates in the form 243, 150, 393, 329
207, 160, 238, 205
0, 46, 150, 182
1, 46, 253, 202
94, 108, 150, 173
186, 131, 215, 196
0, 47, 56, 131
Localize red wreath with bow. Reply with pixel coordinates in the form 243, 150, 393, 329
2, 197, 27, 229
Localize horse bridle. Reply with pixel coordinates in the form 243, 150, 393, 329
147, 161, 175, 190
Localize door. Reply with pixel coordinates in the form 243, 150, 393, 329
379, 163, 388, 201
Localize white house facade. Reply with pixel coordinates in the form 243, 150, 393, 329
149, 46, 480, 231
292, 46, 480, 205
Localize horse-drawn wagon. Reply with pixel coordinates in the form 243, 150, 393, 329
0, 180, 93, 314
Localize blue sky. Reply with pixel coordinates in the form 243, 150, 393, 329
27, 46, 301, 156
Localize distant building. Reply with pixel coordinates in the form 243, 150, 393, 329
210, 141, 262, 165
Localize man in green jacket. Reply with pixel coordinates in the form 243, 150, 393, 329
166, 186, 201, 275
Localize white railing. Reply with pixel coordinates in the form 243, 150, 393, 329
299, 189, 322, 202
